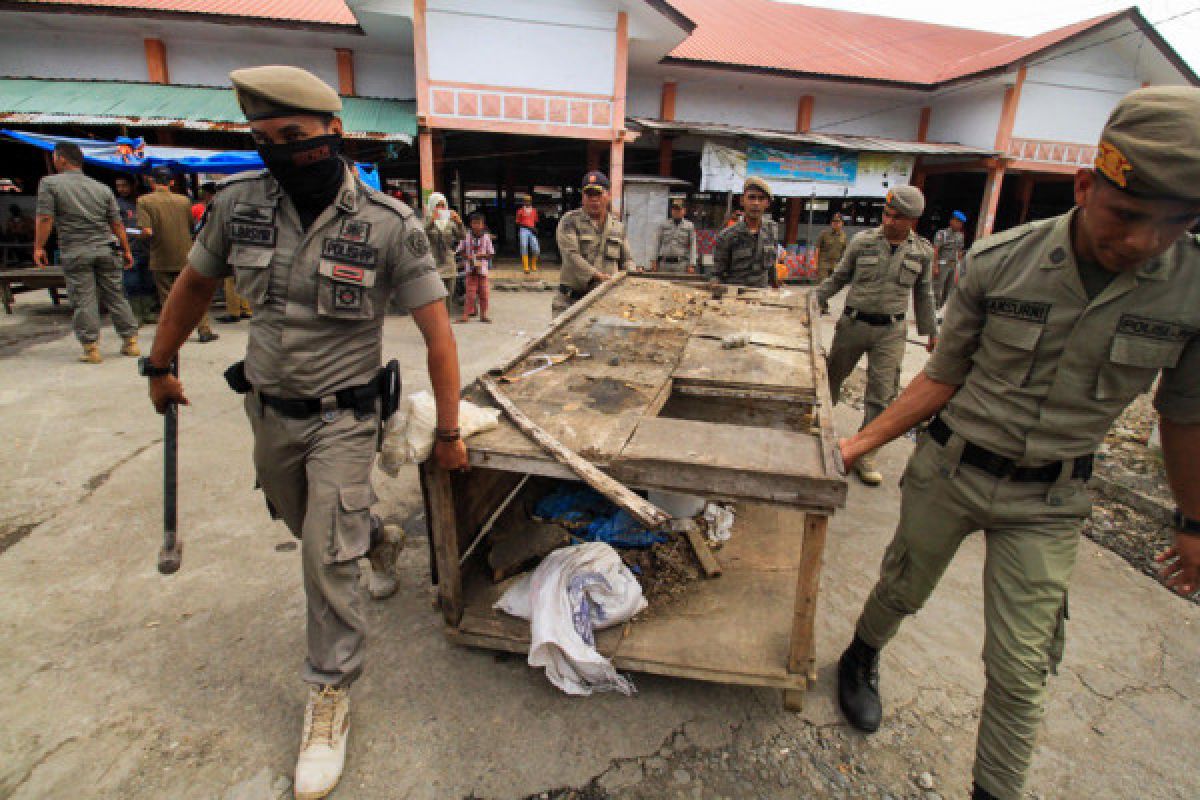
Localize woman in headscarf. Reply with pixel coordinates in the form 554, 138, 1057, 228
424, 191, 465, 305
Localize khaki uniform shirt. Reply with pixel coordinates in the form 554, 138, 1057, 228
816, 228, 847, 270
136, 189, 194, 272
927, 210, 1200, 463
424, 216, 465, 280
556, 209, 635, 291
934, 227, 966, 269
713, 218, 780, 287
654, 218, 697, 267
816, 227, 938, 336
35, 170, 119, 258
189, 167, 446, 399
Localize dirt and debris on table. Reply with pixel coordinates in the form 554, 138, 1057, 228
620, 535, 704, 609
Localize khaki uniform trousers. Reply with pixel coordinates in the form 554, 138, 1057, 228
856, 431, 1087, 800
224, 277, 252, 317
244, 393, 379, 688
934, 262, 957, 309
62, 251, 139, 344
826, 315, 906, 428
153, 270, 213, 333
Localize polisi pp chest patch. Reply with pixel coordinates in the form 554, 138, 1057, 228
321, 237, 377, 267
1116, 314, 1196, 342
986, 296, 1052, 324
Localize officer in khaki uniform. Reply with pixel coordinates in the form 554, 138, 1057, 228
553, 170, 635, 314
816, 185, 937, 485
835, 86, 1200, 800
651, 198, 697, 273
712, 176, 780, 286
933, 210, 968, 308
142, 66, 467, 800
814, 212, 847, 283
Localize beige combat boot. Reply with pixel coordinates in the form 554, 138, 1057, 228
366, 516, 405, 600
855, 454, 883, 486
294, 685, 349, 800
79, 342, 102, 364
120, 336, 141, 357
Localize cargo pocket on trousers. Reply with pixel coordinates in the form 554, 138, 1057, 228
329, 483, 377, 564
1046, 591, 1069, 675
228, 244, 273, 306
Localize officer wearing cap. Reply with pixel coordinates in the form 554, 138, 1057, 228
142, 65, 466, 800
651, 198, 697, 274
553, 170, 635, 314
834, 86, 1200, 800
933, 210, 968, 309
712, 176, 780, 287
815, 211, 848, 285
816, 184, 937, 485
137, 165, 218, 342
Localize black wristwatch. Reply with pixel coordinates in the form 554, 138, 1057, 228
138, 356, 172, 378
1173, 509, 1200, 536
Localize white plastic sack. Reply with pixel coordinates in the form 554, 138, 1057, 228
379, 391, 500, 476
495, 542, 646, 696
703, 503, 735, 545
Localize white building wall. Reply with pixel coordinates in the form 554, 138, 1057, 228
425, 0, 616, 95
1012, 47, 1140, 143
626, 75, 662, 119
355, 52, 416, 99
809, 93, 921, 139
168, 40, 340, 89
927, 83, 1006, 149
0, 28, 148, 82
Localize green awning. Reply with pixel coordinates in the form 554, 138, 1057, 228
0, 78, 415, 142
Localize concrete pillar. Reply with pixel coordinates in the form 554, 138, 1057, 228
978, 165, 1005, 240
144, 38, 169, 84
335, 49, 356, 96
610, 138, 625, 216
418, 130, 435, 209
795, 95, 814, 133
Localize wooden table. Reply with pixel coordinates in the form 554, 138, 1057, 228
0, 266, 66, 314
420, 274, 846, 709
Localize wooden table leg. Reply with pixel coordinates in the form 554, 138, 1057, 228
2, 280, 12, 315
422, 461, 464, 626
784, 512, 829, 711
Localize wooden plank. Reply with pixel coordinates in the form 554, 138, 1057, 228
452, 468, 524, 559
673, 336, 815, 392
422, 462, 464, 626
681, 522, 722, 578
480, 376, 670, 529
807, 291, 845, 481
788, 513, 829, 677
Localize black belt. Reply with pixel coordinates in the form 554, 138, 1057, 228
845, 306, 905, 326
928, 416, 1093, 483
661, 256, 683, 262
259, 383, 378, 420
558, 284, 589, 301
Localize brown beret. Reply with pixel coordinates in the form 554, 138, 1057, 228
229, 65, 342, 121
1095, 85, 1200, 202
885, 185, 925, 218
742, 176, 772, 198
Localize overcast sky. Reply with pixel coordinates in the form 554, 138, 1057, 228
784, 1, 1200, 71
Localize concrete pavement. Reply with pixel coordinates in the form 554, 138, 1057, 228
0, 287, 1196, 799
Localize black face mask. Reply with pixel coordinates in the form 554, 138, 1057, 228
256, 134, 345, 207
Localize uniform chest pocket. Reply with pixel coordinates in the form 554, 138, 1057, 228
316, 259, 376, 321
897, 258, 922, 287
731, 245, 754, 264
604, 235, 623, 262
1093, 334, 1184, 402
980, 315, 1043, 387
855, 254, 881, 280
227, 244, 273, 306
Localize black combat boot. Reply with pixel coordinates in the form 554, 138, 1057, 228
837, 635, 882, 732
971, 782, 999, 800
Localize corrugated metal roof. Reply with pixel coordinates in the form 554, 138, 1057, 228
632, 117, 996, 156
664, 0, 1126, 87
11, 0, 358, 26
0, 79, 414, 141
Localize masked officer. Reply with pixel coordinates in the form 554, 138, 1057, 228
651, 198, 697, 274
553, 170, 635, 314
816, 185, 937, 485
712, 176, 780, 287
933, 210, 968, 309
834, 86, 1200, 800
142, 66, 467, 800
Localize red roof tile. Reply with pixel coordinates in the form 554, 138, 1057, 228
14, 0, 358, 26
665, 0, 1126, 87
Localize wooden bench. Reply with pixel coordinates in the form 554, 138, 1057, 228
0, 266, 66, 314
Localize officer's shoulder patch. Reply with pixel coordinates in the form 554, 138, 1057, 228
364, 188, 414, 219
215, 169, 269, 192
405, 228, 430, 259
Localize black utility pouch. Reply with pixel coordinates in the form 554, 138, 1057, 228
223, 360, 252, 394
377, 359, 401, 421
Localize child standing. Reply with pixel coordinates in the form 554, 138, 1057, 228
456, 212, 494, 324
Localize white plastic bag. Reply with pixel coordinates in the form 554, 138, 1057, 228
495, 542, 646, 696
703, 502, 735, 545
379, 391, 500, 476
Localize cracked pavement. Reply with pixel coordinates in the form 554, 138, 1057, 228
1, 290, 1197, 799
